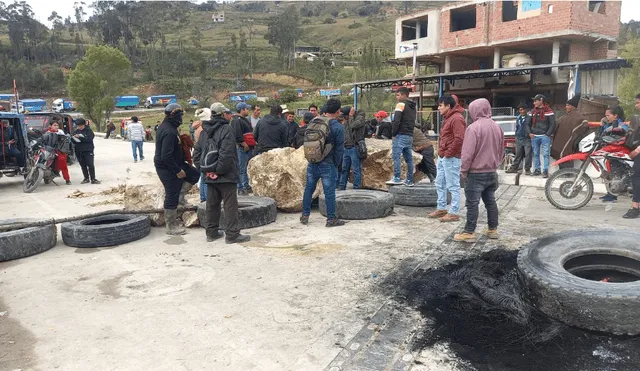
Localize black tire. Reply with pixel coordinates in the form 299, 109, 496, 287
544, 168, 594, 210
319, 190, 394, 220
0, 219, 57, 262
197, 196, 277, 229
61, 214, 150, 248
518, 229, 640, 335
23, 167, 43, 193
388, 183, 449, 207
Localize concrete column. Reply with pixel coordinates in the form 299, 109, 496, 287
493, 47, 501, 69
444, 55, 451, 73
551, 40, 560, 82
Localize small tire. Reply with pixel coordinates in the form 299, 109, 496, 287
23, 167, 43, 193
61, 214, 150, 248
197, 196, 277, 230
388, 183, 450, 207
319, 190, 394, 220
0, 219, 57, 262
518, 229, 640, 335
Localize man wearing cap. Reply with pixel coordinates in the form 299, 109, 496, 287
230, 102, 254, 195
339, 106, 366, 190
72, 119, 100, 184
551, 94, 587, 168
128, 116, 145, 163
524, 94, 556, 178
253, 105, 288, 154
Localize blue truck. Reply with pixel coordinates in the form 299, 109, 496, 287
144, 95, 177, 108
11, 99, 47, 113
0, 94, 16, 101
52, 98, 76, 113
114, 96, 140, 110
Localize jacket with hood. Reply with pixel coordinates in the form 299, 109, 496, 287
392, 99, 416, 137
253, 114, 288, 152
72, 125, 95, 153
376, 118, 393, 139
524, 105, 556, 136
154, 116, 186, 175
192, 115, 239, 184
461, 99, 504, 174
343, 109, 366, 147
439, 105, 466, 158
229, 114, 253, 146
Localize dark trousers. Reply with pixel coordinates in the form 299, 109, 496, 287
155, 165, 200, 209
418, 146, 437, 180
633, 157, 640, 203
76, 151, 96, 180
105, 129, 113, 139
512, 137, 532, 171
2, 146, 25, 167
464, 172, 499, 233
205, 182, 240, 239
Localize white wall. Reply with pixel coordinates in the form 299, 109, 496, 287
395, 10, 441, 60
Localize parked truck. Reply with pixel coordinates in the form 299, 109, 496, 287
114, 96, 140, 110
11, 98, 47, 113
52, 98, 75, 113
144, 95, 177, 108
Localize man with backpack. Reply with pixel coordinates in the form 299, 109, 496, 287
300, 98, 346, 227
193, 102, 251, 244
339, 106, 366, 190
230, 102, 255, 195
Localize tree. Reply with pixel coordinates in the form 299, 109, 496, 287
67, 45, 131, 131
618, 33, 640, 115
266, 6, 301, 70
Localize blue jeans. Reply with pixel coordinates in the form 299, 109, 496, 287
339, 147, 362, 190
131, 140, 144, 161
531, 135, 551, 172
199, 173, 207, 202
392, 134, 414, 180
302, 162, 337, 220
237, 147, 251, 190
436, 157, 462, 214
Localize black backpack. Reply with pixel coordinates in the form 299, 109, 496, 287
200, 131, 219, 173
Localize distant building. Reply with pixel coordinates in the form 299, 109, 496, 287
212, 12, 225, 22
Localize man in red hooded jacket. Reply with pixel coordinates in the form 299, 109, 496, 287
428, 95, 466, 222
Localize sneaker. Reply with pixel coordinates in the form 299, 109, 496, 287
532, 170, 541, 176
484, 229, 499, 239
505, 167, 518, 174
300, 215, 309, 225
134, 160, 138, 163
140, 157, 144, 161
206, 231, 224, 242
403, 179, 415, 187
91, 179, 101, 184
326, 219, 346, 227
65, 180, 72, 185
439, 213, 460, 223
246, 186, 253, 194
225, 234, 251, 244
238, 189, 248, 196
601, 193, 618, 202
453, 232, 477, 243
385, 177, 403, 185
623, 208, 640, 219
525, 170, 532, 176
542, 171, 549, 178
428, 209, 448, 219
81, 178, 90, 184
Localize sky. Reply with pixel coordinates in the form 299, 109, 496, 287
23, 0, 640, 27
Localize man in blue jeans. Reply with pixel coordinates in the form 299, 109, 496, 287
386, 87, 416, 186
300, 98, 346, 227
128, 116, 145, 163
229, 102, 254, 195
339, 106, 366, 190
524, 94, 556, 178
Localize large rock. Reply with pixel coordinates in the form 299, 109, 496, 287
360, 138, 424, 191
247, 147, 322, 212
121, 180, 200, 226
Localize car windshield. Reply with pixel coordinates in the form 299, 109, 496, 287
24, 115, 49, 130
496, 120, 516, 134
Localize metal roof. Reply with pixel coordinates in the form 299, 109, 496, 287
346, 59, 630, 89
0, 112, 23, 119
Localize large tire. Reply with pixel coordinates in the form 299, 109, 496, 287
388, 183, 450, 207
518, 229, 640, 335
197, 196, 277, 229
23, 167, 43, 193
319, 190, 394, 220
61, 214, 150, 248
544, 168, 594, 210
0, 219, 57, 262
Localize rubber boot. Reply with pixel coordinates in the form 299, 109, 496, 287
164, 208, 186, 235
178, 182, 194, 207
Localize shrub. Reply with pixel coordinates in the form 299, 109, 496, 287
323, 17, 336, 24
348, 22, 363, 29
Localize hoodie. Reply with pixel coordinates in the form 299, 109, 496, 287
154, 116, 186, 175
192, 115, 239, 184
253, 113, 288, 152
438, 105, 466, 158
392, 99, 416, 137
461, 99, 504, 174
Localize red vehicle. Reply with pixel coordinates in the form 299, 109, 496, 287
391, 82, 416, 93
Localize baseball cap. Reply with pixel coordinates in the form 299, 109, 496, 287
340, 106, 351, 117
303, 112, 315, 123
532, 94, 546, 101
374, 110, 388, 119
210, 102, 231, 115
236, 102, 251, 111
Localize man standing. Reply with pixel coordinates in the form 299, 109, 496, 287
506, 103, 532, 174
300, 98, 346, 227
128, 116, 145, 163
230, 102, 254, 195
193, 102, 250, 244
1, 119, 25, 170
72, 118, 100, 184
428, 95, 466, 222
386, 87, 416, 186
105, 120, 115, 139
525, 94, 556, 178
42, 122, 72, 185
551, 94, 588, 168
339, 106, 366, 190
250, 105, 261, 129
294, 112, 314, 149
253, 105, 288, 154
154, 103, 200, 235
283, 110, 299, 147
308, 104, 319, 117
454, 99, 504, 242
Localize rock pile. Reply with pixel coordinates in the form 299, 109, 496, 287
356, 138, 424, 191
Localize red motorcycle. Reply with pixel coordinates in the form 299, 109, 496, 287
22, 138, 58, 193
545, 130, 633, 210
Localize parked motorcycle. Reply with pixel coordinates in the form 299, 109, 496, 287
545, 130, 632, 210
22, 139, 58, 193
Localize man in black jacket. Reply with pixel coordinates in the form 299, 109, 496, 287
193, 102, 250, 244
230, 102, 254, 195
294, 112, 314, 149
386, 87, 416, 186
339, 106, 366, 190
154, 103, 200, 235
284, 110, 299, 148
253, 105, 288, 154
72, 118, 100, 184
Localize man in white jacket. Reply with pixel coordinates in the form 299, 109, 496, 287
128, 116, 145, 162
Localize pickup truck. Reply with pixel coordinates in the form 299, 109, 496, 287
114, 96, 140, 110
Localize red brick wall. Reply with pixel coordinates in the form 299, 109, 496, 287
568, 42, 592, 62
570, 1, 620, 39
440, 4, 488, 50
591, 40, 614, 60
489, 1, 572, 43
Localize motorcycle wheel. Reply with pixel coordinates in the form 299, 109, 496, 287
545, 168, 594, 210
23, 168, 44, 193
501, 153, 515, 171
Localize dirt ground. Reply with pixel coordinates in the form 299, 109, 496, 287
0, 137, 638, 371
